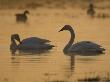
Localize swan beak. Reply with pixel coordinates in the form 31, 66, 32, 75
16, 37, 21, 44
58, 30, 61, 32
59, 29, 63, 32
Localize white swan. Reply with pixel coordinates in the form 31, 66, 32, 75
59, 25, 105, 54
10, 34, 54, 54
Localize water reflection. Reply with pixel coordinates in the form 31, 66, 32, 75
10, 53, 51, 69
11, 56, 20, 63
64, 52, 103, 78
77, 72, 110, 82
6, 40, 109, 81
70, 55, 75, 72
11, 56, 21, 71
67, 54, 75, 79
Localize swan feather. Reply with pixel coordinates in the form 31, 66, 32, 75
18, 37, 54, 52
21, 37, 51, 44
69, 41, 105, 52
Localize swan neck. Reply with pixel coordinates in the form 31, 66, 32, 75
11, 37, 18, 47
63, 29, 75, 53
24, 12, 26, 15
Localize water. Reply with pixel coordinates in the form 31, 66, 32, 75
0, 8, 110, 82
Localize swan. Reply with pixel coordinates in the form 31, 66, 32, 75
10, 34, 54, 54
59, 25, 105, 54
15, 10, 29, 23
87, 3, 95, 17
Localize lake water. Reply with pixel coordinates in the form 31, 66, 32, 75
0, 8, 110, 82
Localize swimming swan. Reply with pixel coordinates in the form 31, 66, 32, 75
10, 34, 54, 54
15, 10, 29, 23
59, 25, 105, 54
87, 3, 95, 17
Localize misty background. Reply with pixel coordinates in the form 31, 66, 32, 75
0, 0, 110, 9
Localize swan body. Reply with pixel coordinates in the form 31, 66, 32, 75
15, 10, 29, 23
10, 34, 54, 54
59, 25, 105, 54
69, 41, 105, 54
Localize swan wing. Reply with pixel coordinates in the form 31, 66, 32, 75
70, 41, 105, 52
21, 37, 51, 45
18, 43, 54, 50
18, 37, 54, 51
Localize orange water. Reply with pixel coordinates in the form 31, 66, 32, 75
0, 8, 110, 82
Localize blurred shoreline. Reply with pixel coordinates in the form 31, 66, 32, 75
0, 0, 110, 9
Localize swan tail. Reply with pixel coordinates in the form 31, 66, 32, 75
101, 48, 105, 51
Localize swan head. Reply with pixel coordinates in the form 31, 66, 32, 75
89, 3, 94, 8
11, 34, 21, 43
24, 10, 29, 14
59, 25, 74, 32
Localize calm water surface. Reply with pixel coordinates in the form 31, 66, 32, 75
0, 8, 110, 82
